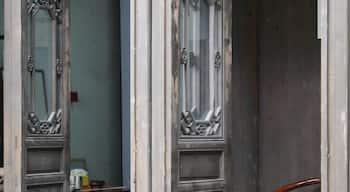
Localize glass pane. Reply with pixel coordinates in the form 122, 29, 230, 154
34, 10, 53, 119
179, 0, 223, 137
188, 0, 210, 119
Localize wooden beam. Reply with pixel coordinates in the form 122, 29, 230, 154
130, 0, 152, 191
151, 0, 166, 191
326, 0, 349, 191
318, 0, 329, 191
3, 0, 24, 191
131, 1, 173, 191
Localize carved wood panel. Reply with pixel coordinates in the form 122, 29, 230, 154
173, 0, 232, 191
23, 0, 70, 191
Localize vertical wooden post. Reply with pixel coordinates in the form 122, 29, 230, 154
3, 0, 24, 191
151, 0, 166, 191
130, 0, 173, 191
318, 0, 328, 191
321, 0, 350, 191
130, 0, 152, 191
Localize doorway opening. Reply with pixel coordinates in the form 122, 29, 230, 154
69, 0, 130, 190
0, 0, 131, 191
231, 0, 321, 191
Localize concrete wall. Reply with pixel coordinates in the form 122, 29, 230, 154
70, 0, 122, 186
257, 0, 321, 191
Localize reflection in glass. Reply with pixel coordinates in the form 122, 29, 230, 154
27, 1, 63, 136
179, 0, 223, 137
34, 10, 53, 119
188, 0, 210, 119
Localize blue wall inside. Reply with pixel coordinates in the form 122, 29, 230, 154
70, 0, 122, 186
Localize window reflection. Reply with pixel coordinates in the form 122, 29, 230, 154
179, 0, 223, 137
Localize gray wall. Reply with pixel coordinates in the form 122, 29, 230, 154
70, 0, 122, 186
257, 0, 321, 191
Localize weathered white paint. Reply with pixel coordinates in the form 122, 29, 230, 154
130, 0, 152, 191
130, 0, 173, 191
151, 0, 166, 191
318, 0, 328, 191
4, 0, 23, 191
323, 0, 349, 191
165, 1, 173, 191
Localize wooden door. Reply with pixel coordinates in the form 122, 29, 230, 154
4, 0, 70, 191
172, 0, 232, 191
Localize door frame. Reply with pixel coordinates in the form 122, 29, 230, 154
130, 0, 173, 191
4, 0, 23, 190
318, 0, 350, 191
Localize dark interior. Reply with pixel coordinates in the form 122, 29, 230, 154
230, 0, 321, 191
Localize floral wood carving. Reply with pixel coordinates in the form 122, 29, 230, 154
28, 109, 62, 135
27, 0, 63, 20
180, 107, 222, 136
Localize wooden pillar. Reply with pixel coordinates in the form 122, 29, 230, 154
318, 0, 328, 191
328, 0, 349, 190
130, 0, 152, 191
3, 0, 23, 191
320, 0, 350, 191
130, 0, 172, 191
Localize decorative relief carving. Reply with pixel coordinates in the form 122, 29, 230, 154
27, 0, 62, 20
179, 0, 224, 138
26, 0, 65, 137
214, 51, 222, 69
190, 0, 200, 10
189, 51, 195, 66
180, 48, 188, 65
215, 0, 222, 10
28, 109, 62, 135
56, 59, 64, 75
180, 107, 222, 136
27, 56, 35, 73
